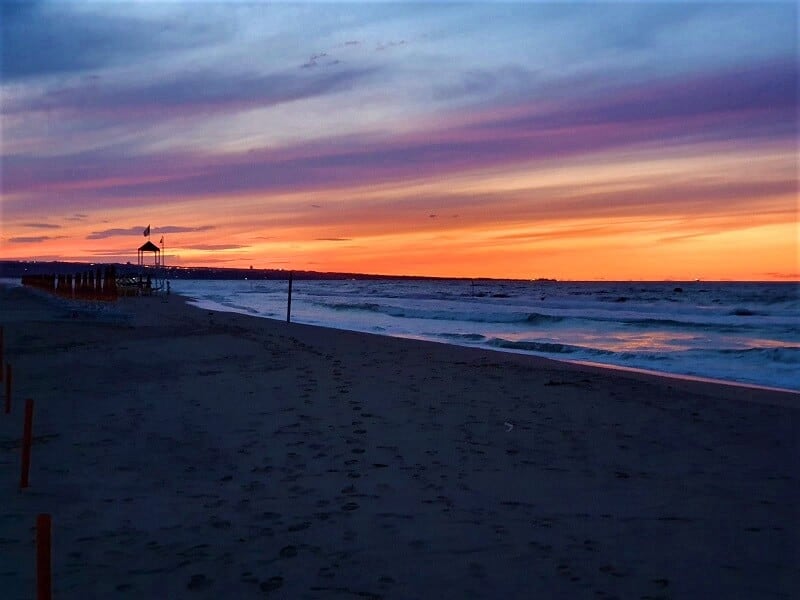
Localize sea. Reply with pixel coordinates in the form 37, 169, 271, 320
172, 279, 799, 392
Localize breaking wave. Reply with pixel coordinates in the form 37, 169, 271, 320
175, 279, 800, 391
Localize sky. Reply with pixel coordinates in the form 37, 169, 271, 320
1, 0, 797, 280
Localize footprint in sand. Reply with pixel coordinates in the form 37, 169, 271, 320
260, 576, 284, 592
240, 571, 259, 584
186, 573, 213, 591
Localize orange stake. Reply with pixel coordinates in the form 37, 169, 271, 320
20, 398, 33, 488
36, 514, 52, 600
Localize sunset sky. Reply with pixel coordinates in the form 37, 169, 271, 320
1, 1, 797, 280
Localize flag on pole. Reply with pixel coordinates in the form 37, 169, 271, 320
143, 225, 150, 237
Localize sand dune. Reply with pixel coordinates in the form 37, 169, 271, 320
1, 284, 797, 598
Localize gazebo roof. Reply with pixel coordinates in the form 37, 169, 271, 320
138, 241, 160, 252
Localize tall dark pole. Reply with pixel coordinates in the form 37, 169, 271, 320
286, 271, 293, 323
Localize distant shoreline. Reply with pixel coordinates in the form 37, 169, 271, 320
1, 260, 796, 283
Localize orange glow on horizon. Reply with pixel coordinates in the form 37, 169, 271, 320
2, 141, 796, 281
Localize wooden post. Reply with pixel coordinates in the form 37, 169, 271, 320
4, 364, 11, 414
36, 514, 52, 600
0, 326, 3, 381
286, 271, 293, 323
20, 398, 33, 488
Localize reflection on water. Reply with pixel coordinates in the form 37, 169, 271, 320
174, 279, 799, 390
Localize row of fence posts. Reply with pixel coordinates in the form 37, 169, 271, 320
5, 270, 293, 598
1, 325, 52, 599
21, 266, 119, 301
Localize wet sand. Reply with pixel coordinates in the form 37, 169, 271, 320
1, 284, 797, 598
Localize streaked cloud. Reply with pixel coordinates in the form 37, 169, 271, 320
1, 1, 796, 280
7, 56, 793, 208
157, 225, 216, 234
86, 224, 216, 240
4, 67, 378, 122
86, 227, 148, 240
22, 222, 61, 229
183, 244, 248, 251
8, 235, 61, 243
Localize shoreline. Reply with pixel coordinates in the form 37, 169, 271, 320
182, 296, 800, 405
565, 358, 800, 398
176, 293, 800, 396
1, 285, 798, 598
214, 310, 800, 404
4, 276, 797, 394
212, 303, 800, 405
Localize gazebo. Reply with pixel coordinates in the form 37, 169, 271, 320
137, 240, 161, 266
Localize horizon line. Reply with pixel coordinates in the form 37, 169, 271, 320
0, 260, 796, 284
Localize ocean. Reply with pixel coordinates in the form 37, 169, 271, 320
172, 279, 799, 392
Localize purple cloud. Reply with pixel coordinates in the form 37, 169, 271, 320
157, 225, 215, 234
4, 66, 378, 120
86, 224, 216, 239
23, 222, 62, 229
86, 227, 147, 240
477, 59, 797, 134
3, 58, 795, 219
8, 235, 61, 243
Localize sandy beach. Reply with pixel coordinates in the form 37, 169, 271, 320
1, 284, 797, 599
